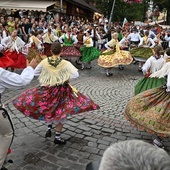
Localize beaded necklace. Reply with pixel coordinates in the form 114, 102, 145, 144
47, 56, 62, 68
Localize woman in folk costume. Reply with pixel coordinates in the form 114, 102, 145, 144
98, 32, 133, 77
0, 43, 14, 69
23, 31, 46, 63
1, 29, 26, 71
13, 42, 99, 145
124, 58, 170, 148
59, 28, 82, 59
42, 28, 58, 57
80, 31, 101, 70
135, 45, 166, 95
129, 30, 155, 71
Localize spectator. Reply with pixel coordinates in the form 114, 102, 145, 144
98, 140, 170, 170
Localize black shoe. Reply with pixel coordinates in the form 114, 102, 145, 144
75, 59, 82, 65
152, 138, 164, 149
138, 67, 142, 72
81, 65, 85, 70
1, 166, 8, 170
118, 66, 124, 70
54, 138, 67, 145
86, 66, 92, 69
45, 129, 51, 138
106, 73, 113, 77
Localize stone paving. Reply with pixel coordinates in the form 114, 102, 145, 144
3, 60, 170, 170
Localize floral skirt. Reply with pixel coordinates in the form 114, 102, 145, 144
135, 77, 166, 95
130, 47, 154, 62
80, 46, 101, 62
61, 46, 82, 58
124, 86, 170, 137
98, 49, 133, 68
12, 84, 99, 123
3, 50, 26, 68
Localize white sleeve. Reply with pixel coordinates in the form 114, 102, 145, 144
69, 72, 79, 80
142, 57, 152, 75
138, 38, 143, 47
0, 66, 34, 89
119, 37, 126, 47
73, 36, 78, 44
166, 72, 170, 92
59, 35, 64, 44
165, 35, 170, 41
149, 38, 155, 48
1, 37, 8, 48
96, 31, 101, 40
34, 63, 42, 76
2, 31, 7, 39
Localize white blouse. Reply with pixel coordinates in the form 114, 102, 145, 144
0, 66, 34, 93
142, 56, 165, 75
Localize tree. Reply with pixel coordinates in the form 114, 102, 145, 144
94, 0, 170, 24
94, 0, 146, 22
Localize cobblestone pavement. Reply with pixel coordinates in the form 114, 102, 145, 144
3, 60, 170, 170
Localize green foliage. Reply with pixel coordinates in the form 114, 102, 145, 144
93, 0, 169, 22
94, 0, 150, 22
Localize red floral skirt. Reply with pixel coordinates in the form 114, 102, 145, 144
13, 84, 99, 123
61, 46, 82, 58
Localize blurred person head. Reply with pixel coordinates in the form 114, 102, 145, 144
51, 42, 62, 55
112, 32, 118, 40
154, 45, 164, 58
144, 30, 149, 37
99, 140, 170, 170
11, 29, 18, 38
166, 47, 170, 56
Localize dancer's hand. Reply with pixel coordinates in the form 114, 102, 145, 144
27, 58, 37, 69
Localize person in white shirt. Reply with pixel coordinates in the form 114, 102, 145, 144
164, 30, 170, 48
134, 45, 166, 95
127, 27, 141, 47
125, 60, 170, 149
0, 59, 37, 170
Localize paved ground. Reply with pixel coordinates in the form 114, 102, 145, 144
3, 59, 170, 170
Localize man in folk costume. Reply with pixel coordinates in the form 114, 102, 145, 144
0, 59, 37, 170
127, 27, 141, 47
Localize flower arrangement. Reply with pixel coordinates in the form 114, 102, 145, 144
124, 0, 143, 3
